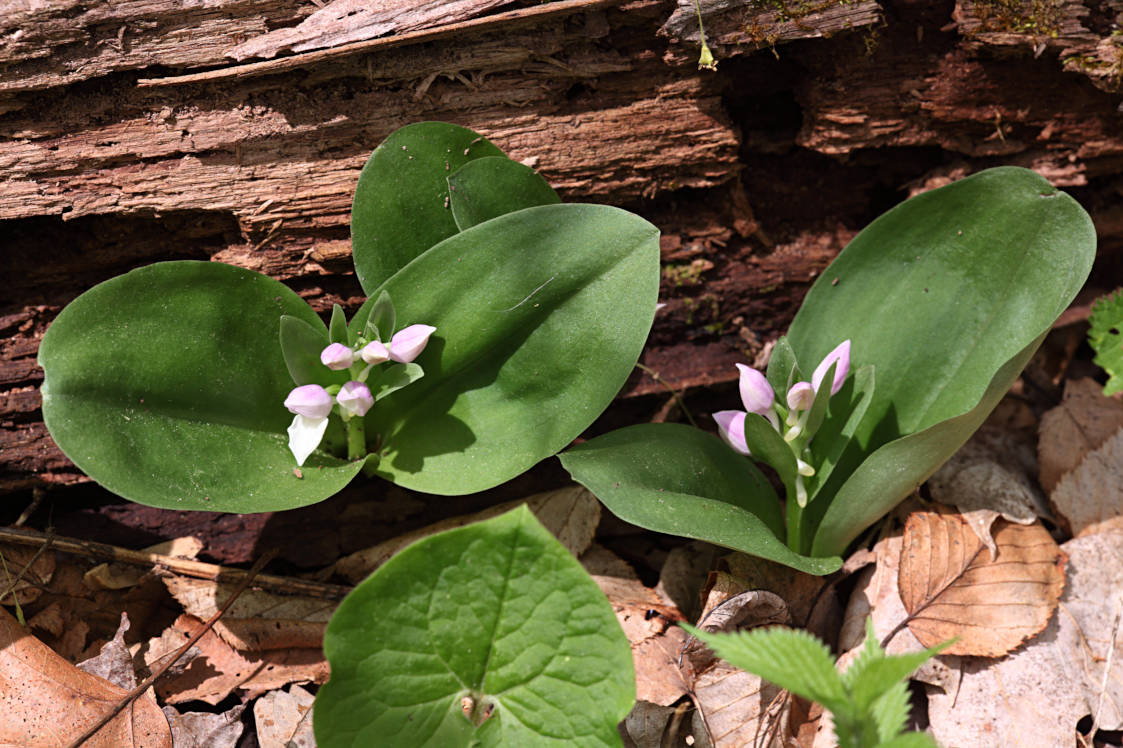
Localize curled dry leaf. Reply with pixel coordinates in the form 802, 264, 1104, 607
162, 704, 244, 748
928, 425, 1048, 556
77, 612, 136, 689
927, 527, 1123, 747
1038, 377, 1123, 494
331, 485, 600, 583
0, 606, 172, 748
898, 506, 1065, 657
1050, 427, 1123, 538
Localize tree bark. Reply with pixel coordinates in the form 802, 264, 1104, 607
1, 0, 1120, 494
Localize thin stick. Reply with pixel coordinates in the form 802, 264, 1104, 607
63, 550, 278, 748
635, 363, 698, 427
137, 0, 629, 88
0, 528, 54, 609
0, 526, 350, 600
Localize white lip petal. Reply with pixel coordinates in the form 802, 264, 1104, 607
287, 414, 329, 466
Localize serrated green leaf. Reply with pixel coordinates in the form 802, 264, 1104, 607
869, 679, 911, 744
876, 731, 939, 748
38, 261, 365, 511
351, 122, 506, 293
561, 423, 841, 575
315, 505, 634, 748
683, 624, 848, 712
1090, 288, 1123, 396
352, 203, 660, 495
448, 156, 560, 231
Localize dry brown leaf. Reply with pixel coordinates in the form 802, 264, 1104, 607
621, 701, 702, 748
721, 552, 826, 627
592, 571, 690, 707
162, 704, 244, 748
153, 614, 327, 705
163, 576, 333, 652
0, 606, 172, 747
928, 425, 1048, 556
927, 527, 1123, 747
1051, 427, 1123, 538
0, 542, 55, 606
85, 536, 203, 591
840, 534, 959, 692
332, 485, 600, 583
78, 612, 137, 689
254, 685, 316, 748
655, 541, 719, 622
1039, 377, 1123, 494
693, 663, 789, 748
898, 506, 1064, 656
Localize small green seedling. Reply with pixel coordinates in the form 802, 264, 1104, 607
1089, 288, 1123, 396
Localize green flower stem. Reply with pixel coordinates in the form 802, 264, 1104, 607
346, 415, 367, 461
786, 491, 804, 552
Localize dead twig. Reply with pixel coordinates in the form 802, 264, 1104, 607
0, 526, 350, 600
63, 550, 279, 748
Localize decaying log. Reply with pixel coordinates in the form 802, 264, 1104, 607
2, 0, 1122, 496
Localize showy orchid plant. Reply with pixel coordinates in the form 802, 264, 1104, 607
562, 166, 1097, 574
37, 122, 661, 513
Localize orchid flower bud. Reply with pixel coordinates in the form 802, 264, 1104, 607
360, 340, 390, 366
713, 410, 750, 456
388, 324, 436, 363
337, 381, 374, 417
786, 381, 815, 411
320, 342, 354, 371
811, 339, 851, 396
735, 364, 774, 416
284, 384, 333, 420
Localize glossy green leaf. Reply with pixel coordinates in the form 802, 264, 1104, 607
315, 505, 634, 748
368, 362, 423, 402
351, 122, 506, 293
280, 315, 347, 388
560, 424, 841, 575
329, 303, 350, 345
38, 261, 364, 512
352, 203, 660, 495
766, 336, 803, 397
364, 290, 395, 343
448, 156, 560, 231
788, 167, 1095, 551
741, 414, 797, 498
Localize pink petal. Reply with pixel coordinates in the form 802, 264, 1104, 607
389, 324, 436, 363
360, 340, 390, 365
736, 363, 775, 415
284, 384, 333, 419
811, 339, 851, 396
337, 381, 374, 417
786, 381, 815, 411
320, 342, 354, 371
713, 410, 750, 456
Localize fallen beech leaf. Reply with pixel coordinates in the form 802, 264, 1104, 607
0, 606, 171, 747
85, 537, 203, 591
153, 615, 327, 705
840, 535, 958, 693
620, 701, 700, 748
722, 552, 827, 627
1050, 428, 1123, 537
332, 485, 600, 583
162, 704, 244, 748
655, 540, 718, 622
163, 576, 332, 652
1038, 377, 1123, 494
254, 685, 315, 748
927, 528, 1123, 746
928, 425, 1047, 556
898, 506, 1064, 656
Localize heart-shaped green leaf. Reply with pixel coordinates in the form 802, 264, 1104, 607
38, 261, 364, 512
448, 156, 560, 231
787, 167, 1095, 551
560, 423, 842, 575
314, 504, 634, 748
351, 122, 506, 293
352, 203, 660, 495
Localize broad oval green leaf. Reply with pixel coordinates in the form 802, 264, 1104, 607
38, 261, 364, 512
788, 167, 1095, 550
560, 423, 842, 575
352, 203, 660, 495
448, 156, 561, 231
351, 122, 506, 294
315, 504, 634, 748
